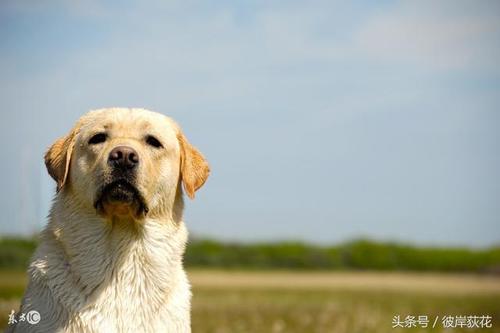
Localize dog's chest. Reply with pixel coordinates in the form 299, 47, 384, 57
64, 224, 191, 332
80, 262, 170, 331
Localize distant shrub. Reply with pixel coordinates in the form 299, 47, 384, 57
0, 237, 37, 270
1, 236, 499, 273
186, 238, 500, 273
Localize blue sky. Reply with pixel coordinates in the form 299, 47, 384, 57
0, 0, 499, 247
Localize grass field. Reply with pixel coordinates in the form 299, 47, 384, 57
1, 270, 499, 332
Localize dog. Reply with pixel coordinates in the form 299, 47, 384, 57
10, 108, 209, 332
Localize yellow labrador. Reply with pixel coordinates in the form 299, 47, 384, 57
11, 108, 209, 332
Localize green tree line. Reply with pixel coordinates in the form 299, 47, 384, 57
1, 237, 499, 273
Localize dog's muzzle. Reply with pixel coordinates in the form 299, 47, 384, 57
94, 179, 149, 218
94, 145, 148, 218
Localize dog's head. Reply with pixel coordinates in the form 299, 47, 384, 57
44, 108, 209, 220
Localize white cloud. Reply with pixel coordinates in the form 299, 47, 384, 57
352, 0, 500, 70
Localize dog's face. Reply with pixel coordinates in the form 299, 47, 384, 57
44, 108, 209, 220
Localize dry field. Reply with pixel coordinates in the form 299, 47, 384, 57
1, 270, 499, 332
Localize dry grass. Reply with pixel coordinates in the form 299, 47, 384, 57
1, 270, 500, 332
190, 270, 500, 333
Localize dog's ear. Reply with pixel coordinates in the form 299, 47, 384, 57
177, 132, 210, 199
45, 127, 79, 192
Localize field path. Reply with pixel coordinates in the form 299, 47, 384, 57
188, 270, 500, 294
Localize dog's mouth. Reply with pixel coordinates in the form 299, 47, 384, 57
94, 179, 148, 218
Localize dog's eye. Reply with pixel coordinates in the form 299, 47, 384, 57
88, 133, 107, 145
146, 135, 163, 148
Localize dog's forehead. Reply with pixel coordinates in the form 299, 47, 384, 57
80, 108, 179, 140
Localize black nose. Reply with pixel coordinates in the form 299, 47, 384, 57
108, 146, 139, 169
